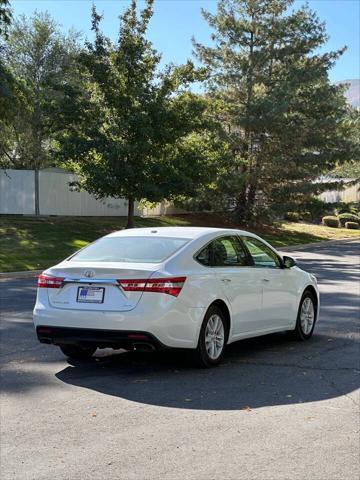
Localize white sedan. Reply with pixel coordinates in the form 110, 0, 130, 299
33, 227, 319, 367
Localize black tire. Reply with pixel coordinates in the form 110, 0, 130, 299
59, 344, 96, 360
291, 291, 317, 341
192, 305, 228, 368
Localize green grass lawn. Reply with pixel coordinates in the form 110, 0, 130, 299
1, 214, 359, 272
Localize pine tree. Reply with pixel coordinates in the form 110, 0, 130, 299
194, 0, 357, 223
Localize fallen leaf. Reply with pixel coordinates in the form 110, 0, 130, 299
91, 412, 97, 417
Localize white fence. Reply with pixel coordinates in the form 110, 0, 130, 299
319, 183, 360, 203
2, 169, 358, 217
0, 169, 186, 216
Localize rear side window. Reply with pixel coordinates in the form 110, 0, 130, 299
196, 245, 212, 266
196, 236, 249, 267
69, 236, 189, 263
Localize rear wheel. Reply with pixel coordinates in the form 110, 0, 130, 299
59, 344, 96, 360
193, 306, 227, 368
291, 292, 317, 340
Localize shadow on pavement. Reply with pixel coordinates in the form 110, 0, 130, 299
53, 329, 359, 411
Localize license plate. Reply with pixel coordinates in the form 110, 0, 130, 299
77, 286, 105, 304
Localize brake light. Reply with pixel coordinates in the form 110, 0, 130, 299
117, 277, 186, 297
38, 274, 64, 288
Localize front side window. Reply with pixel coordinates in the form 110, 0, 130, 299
69, 236, 189, 263
241, 236, 281, 268
196, 236, 249, 267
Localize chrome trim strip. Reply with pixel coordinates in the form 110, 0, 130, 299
62, 278, 118, 285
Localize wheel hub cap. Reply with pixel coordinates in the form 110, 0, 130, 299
300, 297, 315, 335
205, 314, 225, 360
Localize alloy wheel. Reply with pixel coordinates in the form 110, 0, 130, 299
300, 297, 315, 335
205, 314, 225, 360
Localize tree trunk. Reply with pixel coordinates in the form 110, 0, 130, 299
246, 182, 257, 223
126, 197, 135, 229
34, 169, 40, 216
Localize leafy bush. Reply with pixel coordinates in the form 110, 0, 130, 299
335, 202, 360, 216
284, 198, 332, 223
345, 221, 359, 230
301, 198, 332, 221
322, 216, 339, 228
284, 212, 301, 222
338, 212, 360, 226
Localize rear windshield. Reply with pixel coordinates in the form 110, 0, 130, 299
69, 236, 189, 263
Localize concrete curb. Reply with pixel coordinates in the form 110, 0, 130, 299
0, 270, 42, 280
0, 237, 358, 280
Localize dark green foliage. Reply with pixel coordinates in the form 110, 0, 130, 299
300, 198, 332, 222
284, 212, 301, 222
57, 0, 220, 228
338, 212, 360, 226
0, 11, 80, 169
194, 0, 358, 224
285, 198, 332, 222
328, 108, 360, 180
0, 0, 14, 131
345, 221, 359, 230
322, 216, 339, 228
0, 0, 11, 38
334, 201, 360, 216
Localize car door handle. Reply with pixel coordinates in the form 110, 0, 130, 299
262, 278, 270, 282
221, 278, 232, 283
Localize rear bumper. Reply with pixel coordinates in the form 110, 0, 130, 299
33, 297, 206, 348
36, 326, 166, 351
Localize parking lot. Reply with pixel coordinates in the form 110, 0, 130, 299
1, 240, 359, 480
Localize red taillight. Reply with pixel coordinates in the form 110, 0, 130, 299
117, 277, 186, 297
38, 274, 64, 289
37, 327, 52, 334
127, 334, 150, 341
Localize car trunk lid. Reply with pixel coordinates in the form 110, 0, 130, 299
45, 262, 158, 312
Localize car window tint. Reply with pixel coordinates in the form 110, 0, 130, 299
69, 237, 189, 263
196, 244, 212, 266
212, 236, 249, 267
241, 236, 281, 268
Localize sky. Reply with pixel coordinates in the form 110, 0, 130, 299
10, 0, 360, 83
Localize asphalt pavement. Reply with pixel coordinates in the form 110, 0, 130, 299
1, 240, 359, 480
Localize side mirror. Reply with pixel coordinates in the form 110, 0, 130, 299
283, 255, 297, 268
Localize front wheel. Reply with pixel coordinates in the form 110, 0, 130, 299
59, 344, 96, 360
193, 306, 227, 368
291, 292, 317, 340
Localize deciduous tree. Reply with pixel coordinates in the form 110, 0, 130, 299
1, 12, 80, 170
57, 0, 218, 228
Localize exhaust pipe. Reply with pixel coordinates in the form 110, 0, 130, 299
133, 342, 156, 352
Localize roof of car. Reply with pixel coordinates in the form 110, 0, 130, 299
107, 226, 250, 239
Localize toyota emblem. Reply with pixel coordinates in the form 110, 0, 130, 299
84, 270, 95, 278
